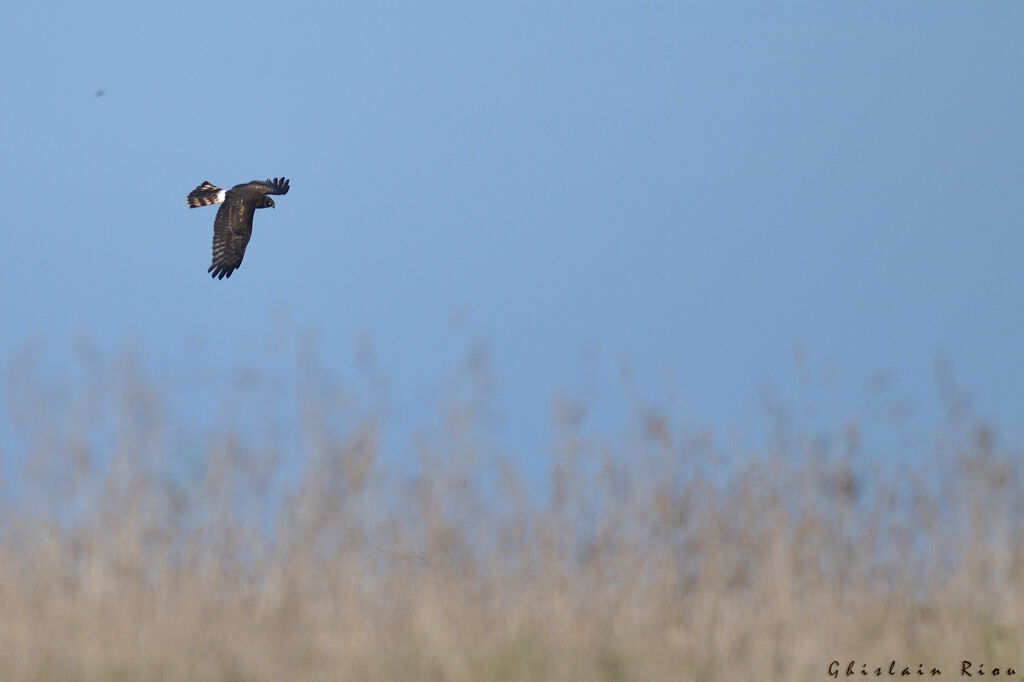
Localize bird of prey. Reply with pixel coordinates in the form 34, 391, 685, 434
186, 177, 291, 279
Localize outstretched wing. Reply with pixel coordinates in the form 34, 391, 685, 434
208, 195, 258, 279
242, 177, 290, 196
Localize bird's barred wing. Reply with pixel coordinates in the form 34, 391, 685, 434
208, 197, 258, 279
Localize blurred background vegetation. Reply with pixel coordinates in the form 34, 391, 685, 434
0, 334, 1020, 681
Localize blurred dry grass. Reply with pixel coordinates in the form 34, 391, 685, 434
1, 344, 1022, 681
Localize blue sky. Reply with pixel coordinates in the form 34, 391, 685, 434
1, 2, 1022, 478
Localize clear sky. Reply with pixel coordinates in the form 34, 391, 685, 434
1, 2, 1022, 477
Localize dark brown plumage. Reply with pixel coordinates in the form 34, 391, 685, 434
186, 177, 290, 279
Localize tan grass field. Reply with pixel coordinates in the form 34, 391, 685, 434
0, 348, 1019, 680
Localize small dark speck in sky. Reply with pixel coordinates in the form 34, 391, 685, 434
94, 89, 105, 97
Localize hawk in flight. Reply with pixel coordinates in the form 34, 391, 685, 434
187, 177, 291, 279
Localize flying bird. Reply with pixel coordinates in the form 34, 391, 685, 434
187, 177, 291, 279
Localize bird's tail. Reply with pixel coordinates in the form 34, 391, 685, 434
187, 181, 226, 208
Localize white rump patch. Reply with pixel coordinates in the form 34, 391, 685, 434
216, 189, 227, 204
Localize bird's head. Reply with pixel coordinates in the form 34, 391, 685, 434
261, 196, 276, 209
